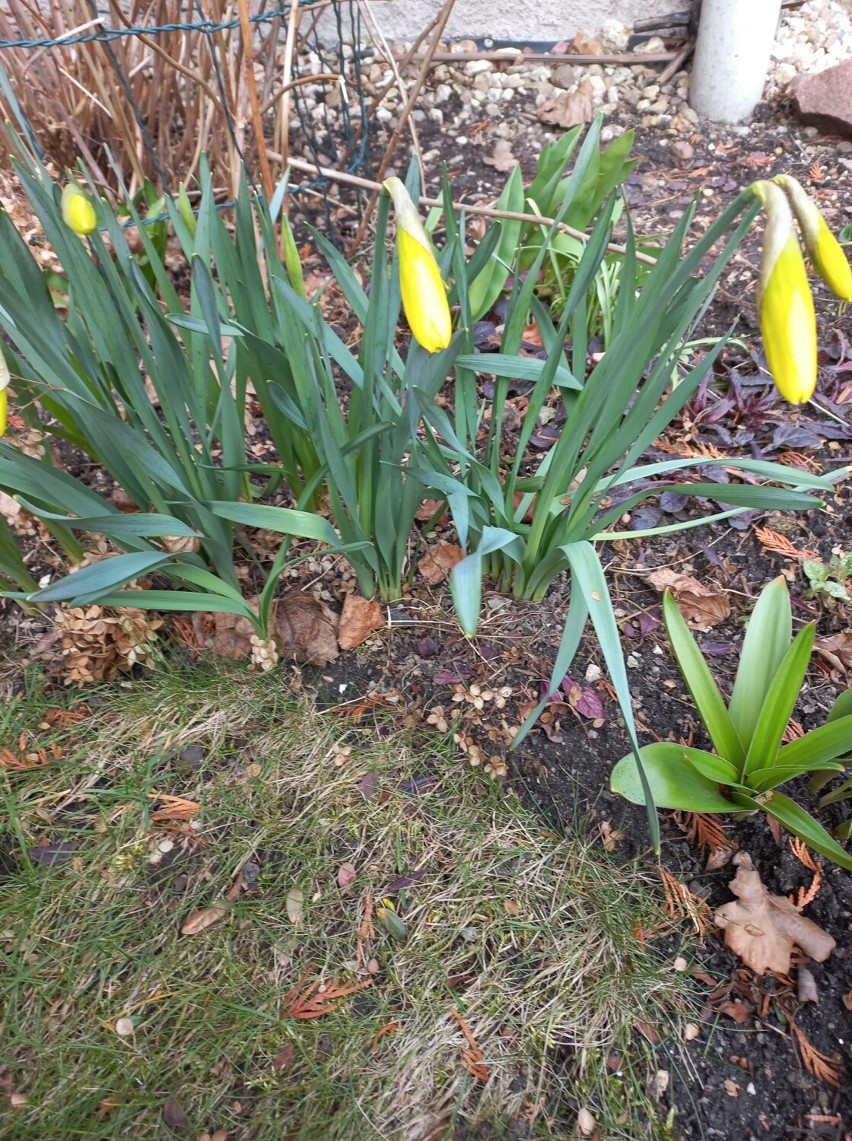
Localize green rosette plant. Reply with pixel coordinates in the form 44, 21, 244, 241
611, 576, 852, 869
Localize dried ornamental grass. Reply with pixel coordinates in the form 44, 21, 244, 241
0, 0, 360, 197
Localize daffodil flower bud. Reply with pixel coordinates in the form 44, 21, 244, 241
383, 176, 452, 353
751, 180, 817, 405
61, 182, 97, 236
0, 352, 8, 437
774, 174, 852, 302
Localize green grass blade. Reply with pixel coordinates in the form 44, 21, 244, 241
662, 592, 745, 767
611, 743, 735, 813
775, 714, 852, 771
743, 623, 816, 778
761, 791, 852, 870
562, 541, 659, 850
729, 577, 792, 750
31, 552, 172, 602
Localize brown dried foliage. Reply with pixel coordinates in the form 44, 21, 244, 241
49, 603, 161, 685
451, 1008, 490, 1082
0, 0, 349, 196
790, 1022, 842, 1087
753, 527, 817, 561
282, 967, 372, 1020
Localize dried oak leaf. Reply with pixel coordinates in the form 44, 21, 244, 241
814, 632, 852, 678
537, 79, 595, 128
418, 541, 464, 587
271, 592, 339, 666
714, 852, 836, 974
204, 610, 255, 662
483, 139, 517, 172
337, 593, 383, 651
644, 568, 731, 631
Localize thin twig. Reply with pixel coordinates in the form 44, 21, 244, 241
358, 0, 424, 174
279, 0, 301, 206
658, 39, 694, 87
286, 155, 659, 265
347, 0, 458, 256
398, 50, 677, 65
365, 6, 445, 120
237, 0, 273, 199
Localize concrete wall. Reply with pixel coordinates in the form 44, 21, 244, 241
365, 0, 680, 44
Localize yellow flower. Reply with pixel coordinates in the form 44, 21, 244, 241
61, 182, 97, 236
0, 353, 8, 437
775, 174, 852, 302
383, 177, 452, 353
751, 181, 817, 405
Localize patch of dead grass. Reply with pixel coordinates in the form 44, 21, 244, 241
0, 660, 693, 1138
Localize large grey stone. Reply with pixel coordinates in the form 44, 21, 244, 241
791, 58, 852, 137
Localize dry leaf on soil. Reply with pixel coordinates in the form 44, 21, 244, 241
814, 632, 852, 677
483, 139, 517, 172
417, 541, 464, 587
285, 886, 304, 925
644, 568, 731, 631
272, 592, 339, 666
537, 80, 594, 128
713, 853, 836, 974
180, 899, 228, 936
337, 593, 384, 650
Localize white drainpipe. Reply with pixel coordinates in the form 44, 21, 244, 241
689, 0, 783, 122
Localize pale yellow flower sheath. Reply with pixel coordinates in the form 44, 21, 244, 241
775, 174, 852, 302
61, 182, 97, 237
383, 177, 452, 353
751, 181, 817, 405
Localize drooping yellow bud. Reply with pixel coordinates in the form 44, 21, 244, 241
61, 182, 97, 236
383, 176, 452, 353
775, 174, 852, 302
0, 352, 9, 437
751, 181, 817, 405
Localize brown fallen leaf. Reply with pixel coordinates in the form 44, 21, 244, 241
162, 1096, 190, 1130
797, 967, 819, 1005
336, 863, 357, 888
337, 594, 383, 651
537, 79, 595, 128
717, 1000, 752, 1024
483, 139, 517, 172
180, 899, 228, 936
272, 592, 339, 666
644, 569, 731, 631
418, 541, 464, 587
713, 852, 836, 974
814, 632, 852, 677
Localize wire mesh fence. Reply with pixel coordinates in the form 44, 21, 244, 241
0, 0, 370, 208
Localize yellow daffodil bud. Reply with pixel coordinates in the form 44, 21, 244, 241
0, 353, 8, 437
383, 176, 452, 353
751, 180, 817, 405
774, 174, 852, 302
61, 182, 97, 236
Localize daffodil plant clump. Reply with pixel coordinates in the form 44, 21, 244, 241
0, 119, 849, 852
